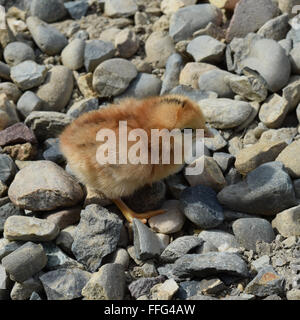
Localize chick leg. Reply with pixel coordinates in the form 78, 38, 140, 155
113, 198, 166, 224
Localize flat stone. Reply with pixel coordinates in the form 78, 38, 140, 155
245, 266, 284, 297
4, 41, 35, 66
25, 111, 73, 142
30, 0, 67, 23
160, 236, 203, 263
26, 16, 68, 55
235, 140, 288, 175
217, 162, 297, 216
180, 185, 224, 229
272, 205, 300, 237
148, 200, 185, 235
200, 98, 253, 129
71, 204, 123, 272
17, 91, 43, 118
61, 38, 85, 71
276, 140, 300, 178
36, 65, 74, 112
92, 58, 137, 97
172, 252, 249, 280
104, 0, 138, 18
169, 4, 222, 42
187, 36, 225, 64
82, 263, 125, 300
0, 202, 23, 232
39, 268, 91, 300
2, 242, 47, 282
132, 218, 164, 260
84, 40, 115, 72
226, 0, 279, 42
8, 160, 84, 211
232, 218, 275, 251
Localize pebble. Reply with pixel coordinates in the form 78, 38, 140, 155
132, 218, 164, 260
128, 275, 166, 299
187, 36, 226, 64
10, 60, 47, 91
226, 0, 279, 42
145, 31, 175, 68
84, 40, 115, 72
276, 140, 300, 178
17, 91, 43, 118
36, 66, 74, 112
200, 98, 253, 129
39, 268, 91, 300
204, 129, 227, 152
82, 263, 125, 300
0, 94, 20, 131
42, 139, 64, 163
105, 248, 129, 269
260, 128, 297, 144
115, 29, 139, 58
44, 206, 81, 230
257, 13, 290, 41
180, 185, 224, 229
217, 162, 297, 216
232, 218, 275, 251
272, 205, 300, 237
30, 0, 67, 23
283, 76, 300, 111
0, 154, 17, 184
169, 4, 222, 42
286, 289, 300, 300
0, 122, 36, 147
150, 278, 179, 300
259, 94, 289, 128
64, 1, 89, 20
170, 85, 217, 103
213, 152, 235, 173
26, 16, 68, 55
234, 140, 288, 175
198, 69, 234, 98
99, 27, 121, 43
289, 43, 300, 74
0, 62, 11, 81
55, 225, 76, 255
24, 111, 73, 141
251, 255, 271, 272
198, 230, 239, 251
171, 252, 249, 280
3, 42, 35, 66
76, 72, 98, 98
0, 202, 23, 232
0, 181, 7, 197
161, 0, 197, 15
61, 38, 85, 71
71, 204, 123, 272
160, 236, 203, 263
148, 200, 185, 235
92, 58, 137, 97
0, 264, 12, 299
245, 266, 284, 297
10, 275, 43, 300
115, 73, 162, 100
104, 0, 138, 18
67, 97, 99, 118
2, 242, 47, 283
0, 238, 23, 261
0, 82, 21, 103
8, 160, 84, 211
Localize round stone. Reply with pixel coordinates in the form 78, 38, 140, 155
3, 42, 35, 66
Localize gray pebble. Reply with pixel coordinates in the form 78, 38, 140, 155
67, 97, 99, 118
64, 1, 89, 20
30, 0, 67, 23
128, 275, 165, 299
0, 202, 23, 232
17, 91, 44, 118
4, 42, 35, 66
0, 154, 17, 184
213, 152, 235, 172
61, 38, 85, 71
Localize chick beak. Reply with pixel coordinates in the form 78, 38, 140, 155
204, 126, 214, 138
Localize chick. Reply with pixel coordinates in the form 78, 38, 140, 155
60, 95, 212, 223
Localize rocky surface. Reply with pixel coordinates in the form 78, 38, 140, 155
0, 0, 299, 302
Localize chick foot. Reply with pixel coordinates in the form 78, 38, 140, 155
113, 198, 166, 224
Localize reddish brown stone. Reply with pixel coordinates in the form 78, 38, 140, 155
44, 206, 82, 230
0, 123, 37, 147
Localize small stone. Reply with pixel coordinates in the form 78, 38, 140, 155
200, 98, 253, 129
82, 263, 125, 300
105, 248, 129, 269
84, 40, 115, 72
187, 36, 225, 64
25, 111, 73, 142
150, 278, 179, 300
0, 181, 7, 197
245, 266, 284, 297
132, 219, 164, 261
0, 94, 20, 131
257, 14, 290, 41
0, 154, 17, 184
260, 128, 297, 144
276, 140, 300, 178
0, 238, 23, 260
213, 152, 235, 173
0, 82, 21, 104
77, 73, 98, 98
61, 38, 85, 71
4, 41, 35, 66
180, 185, 224, 229
16, 91, 43, 118
272, 205, 300, 237
99, 27, 121, 43
161, 0, 197, 15
251, 255, 271, 272
160, 236, 203, 263
2, 242, 47, 283
148, 200, 185, 235
67, 97, 99, 118
71, 204, 123, 272
289, 43, 300, 74
26, 16, 68, 55
170, 85, 217, 103
30, 0, 67, 23
10, 275, 43, 300
283, 76, 300, 112
0, 62, 11, 81
145, 31, 175, 68
198, 230, 239, 252
0, 123, 37, 147
115, 29, 139, 58
234, 140, 288, 175
92, 58, 137, 97
218, 162, 297, 216
39, 268, 91, 300
232, 218, 275, 251
64, 1, 89, 20
55, 225, 76, 255
287, 289, 300, 300
259, 94, 289, 129
104, 0, 138, 18
44, 206, 81, 230
36, 65, 74, 112
0, 202, 23, 232
128, 275, 166, 299
204, 129, 227, 152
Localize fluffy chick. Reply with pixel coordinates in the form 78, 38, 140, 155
60, 95, 212, 223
